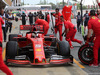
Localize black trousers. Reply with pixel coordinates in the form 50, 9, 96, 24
77, 21, 81, 32
22, 20, 26, 25
6, 22, 12, 33
29, 20, 33, 25
2, 27, 6, 41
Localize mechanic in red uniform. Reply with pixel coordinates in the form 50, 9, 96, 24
97, 0, 100, 7
60, 16, 82, 49
51, 8, 63, 41
86, 10, 100, 67
0, 17, 13, 75
96, 9, 100, 19
45, 12, 50, 24
47, 12, 50, 24
35, 15, 49, 35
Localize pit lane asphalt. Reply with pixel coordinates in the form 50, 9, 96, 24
0, 18, 99, 75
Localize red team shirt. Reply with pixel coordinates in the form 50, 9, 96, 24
53, 12, 62, 25
35, 19, 49, 28
0, 17, 4, 42
98, 3, 100, 7
88, 16, 100, 36
47, 15, 50, 24
64, 21, 74, 30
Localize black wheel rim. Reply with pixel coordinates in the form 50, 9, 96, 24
82, 47, 93, 61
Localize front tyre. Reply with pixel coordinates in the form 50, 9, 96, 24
78, 45, 93, 65
57, 41, 70, 56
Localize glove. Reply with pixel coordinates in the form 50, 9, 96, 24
51, 13, 53, 15
54, 26, 57, 28
85, 37, 90, 45
62, 33, 64, 36
64, 33, 66, 37
85, 41, 89, 45
86, 37, 90, 42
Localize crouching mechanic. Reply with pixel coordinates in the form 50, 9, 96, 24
35, 15, 49, 35
86, 10, 100, 67
60, 16, 82, 49
0, 17, 13, 75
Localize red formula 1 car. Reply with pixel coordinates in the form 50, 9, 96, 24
5, 24, 73, 65
78, 35, 100, 65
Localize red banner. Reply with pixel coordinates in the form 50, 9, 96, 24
62, 6, 72, 21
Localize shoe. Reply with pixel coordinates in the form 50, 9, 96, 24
70, 46, 74, 49
89, 64, 98, 67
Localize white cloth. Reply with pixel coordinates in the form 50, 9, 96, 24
8, 15, 13, 23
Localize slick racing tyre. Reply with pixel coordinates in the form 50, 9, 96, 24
78, 45, 93, 65
6, 41, 18, 59
57, 41, 70, 56
9, 34, 18, 41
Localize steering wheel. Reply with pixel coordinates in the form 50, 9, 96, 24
30, 23, 38, 26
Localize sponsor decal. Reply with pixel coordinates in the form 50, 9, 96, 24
98, 20, 100, 22
36, 49, 42, 51
35, 44, 41, 48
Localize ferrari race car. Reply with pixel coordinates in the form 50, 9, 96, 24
78, 35, 100, 65
5, 24, 73, 65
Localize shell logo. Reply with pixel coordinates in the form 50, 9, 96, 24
36, 49, 41, 51
92, 17, 95, 19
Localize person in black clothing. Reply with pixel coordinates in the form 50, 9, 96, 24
6, 12, 13, 33
33, 12, 37, 22
76, 12, 81, 33
45, 12, 50, 24
83, 10, 89, 34
28, 12, 33, 25
45, 12, 47, 21
39, 11, 44, 19
0, 9, 8, 42
21, 13, 26, 25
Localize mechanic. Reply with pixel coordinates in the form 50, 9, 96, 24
97, 0, 100, 7
35, 15, 49, 35
83, 10, 89, 34
0, 17, 13, 75
60, 16, 82, 49
96, 9, 100, 19
86, 10, 100, 67
51, 8, 63, 41
45, 12, 50, 24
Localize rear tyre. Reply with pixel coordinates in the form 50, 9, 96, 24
57, 41, 70, 56
9, 34, 18, 41
78, 45, 93, 65
6, 41, 18, 59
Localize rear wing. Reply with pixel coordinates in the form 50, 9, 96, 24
20, 25, 44, 32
